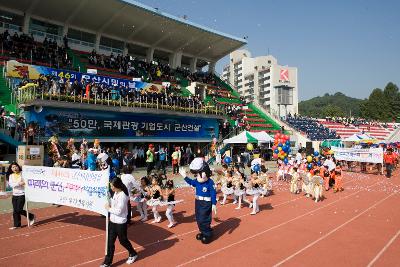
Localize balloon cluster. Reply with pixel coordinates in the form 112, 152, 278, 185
272, 133, 291, 164
305, 151, 321, 170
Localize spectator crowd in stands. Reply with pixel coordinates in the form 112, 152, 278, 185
325, 116, 392, 129
1, 30, 72, 69
286, 113, 339, 141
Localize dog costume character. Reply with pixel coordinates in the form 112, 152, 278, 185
181, 158, 217, 244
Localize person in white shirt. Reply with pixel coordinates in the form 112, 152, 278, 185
71, 149, 81, 169
7, 162, 35, 229
120, 166, 137, 224
102, 178, 137, 267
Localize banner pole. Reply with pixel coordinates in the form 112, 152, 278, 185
25, 200, 30, 228
105, 213, 109, 255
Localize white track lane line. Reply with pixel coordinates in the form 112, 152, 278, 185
366, 229, 400, 267
76, 180, 380, 267
175, 181, 382, 267
273, 192, 396, 266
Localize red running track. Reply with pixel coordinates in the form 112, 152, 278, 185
0, 170, 399, 267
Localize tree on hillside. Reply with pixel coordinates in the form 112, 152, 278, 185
321, 104, 345, 117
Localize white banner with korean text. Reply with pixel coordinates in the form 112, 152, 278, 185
331, 147, 383, 164
23, 166, 109, 216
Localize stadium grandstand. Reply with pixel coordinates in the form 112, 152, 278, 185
1, 0, 396, 158
0, 0, 288, 158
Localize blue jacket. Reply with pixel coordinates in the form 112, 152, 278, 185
184, 177, 217, 205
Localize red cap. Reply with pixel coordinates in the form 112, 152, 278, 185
149, 144, 154, 148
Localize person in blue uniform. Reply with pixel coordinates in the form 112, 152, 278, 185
180, 157, 217, 244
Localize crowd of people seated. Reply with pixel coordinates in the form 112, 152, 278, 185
286, 114, 339, 141
16, 74, 216, 112
325, 116, 392, 128
88, 49, 218, 86
0, 30, 72, 69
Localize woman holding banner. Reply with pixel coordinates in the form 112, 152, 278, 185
7, 162, 35, 230
102, 178, 138, 267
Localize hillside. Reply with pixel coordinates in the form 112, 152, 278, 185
299, 92, 364, 118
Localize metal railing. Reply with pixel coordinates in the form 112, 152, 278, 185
15, 85, 225, 116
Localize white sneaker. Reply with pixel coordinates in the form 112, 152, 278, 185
126, 255, 138, 264
249, 203, 253, 209
233, 200, 237, 204
235, 206, 241, 210
29, 218, 35, 226
141, 216, 148, 222
9, 226, 19, 230
167, 222, 176, 228
99, 264, 110, 267
250, 211, 257, 215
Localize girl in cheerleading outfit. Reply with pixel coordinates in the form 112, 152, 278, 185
134, 176, 150, 222
276, 163, 284, 181
259, 166, 269, 197
220, 171, 235, 205
164, 179, 177, 228
333, 163, 344, 192
246, 173, 262, 215
147, 177, 162, 223
234, 173, 251, 210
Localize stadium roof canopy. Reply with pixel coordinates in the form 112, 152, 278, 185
0, 0, 247, 63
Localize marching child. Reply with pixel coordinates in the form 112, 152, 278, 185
8, 162, 35, 229
247, 173, 261, 215
234, 173, 251, 210
164, 179, 177, 228
220, 171, 234, 205
147, 177, 162, 223
276, 163, 284, 181
290, 167, 301, 194
135, 176, 150, 222
333, 163, 344, 192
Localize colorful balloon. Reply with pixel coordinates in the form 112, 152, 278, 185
284, 158, 289, 164
246, 143, 254, 151
253, 164, 261, 172
313, 151, 319, 157
307, 156, 313, 163
224, 156, 232, 164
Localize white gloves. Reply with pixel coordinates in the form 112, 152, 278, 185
179, 168, 187, 178
212, 204, 217, 215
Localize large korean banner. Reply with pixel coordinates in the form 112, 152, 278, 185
23, 166, 109, 216
6, 60, 163, 93
331, 147, 383, 164
26, 106, 219, 140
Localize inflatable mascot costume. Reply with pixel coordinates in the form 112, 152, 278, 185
180, 157, 217, 244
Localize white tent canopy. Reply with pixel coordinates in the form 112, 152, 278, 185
251, 131, 275, 143
343, 133, 376, 142
223, 131, 274, 144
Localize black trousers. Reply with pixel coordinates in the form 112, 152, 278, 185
104, 221, 137, 265
12, 195, 34, 227
173, 164, 179, 174
127, 202, 131, 223
195, 199, 212, 237
146, 162, 155, 175
386, 164, 393, 178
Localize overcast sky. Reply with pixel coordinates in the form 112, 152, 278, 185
138, 0, 400, 101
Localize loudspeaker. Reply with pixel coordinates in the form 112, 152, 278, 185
306, 142, 314, 155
